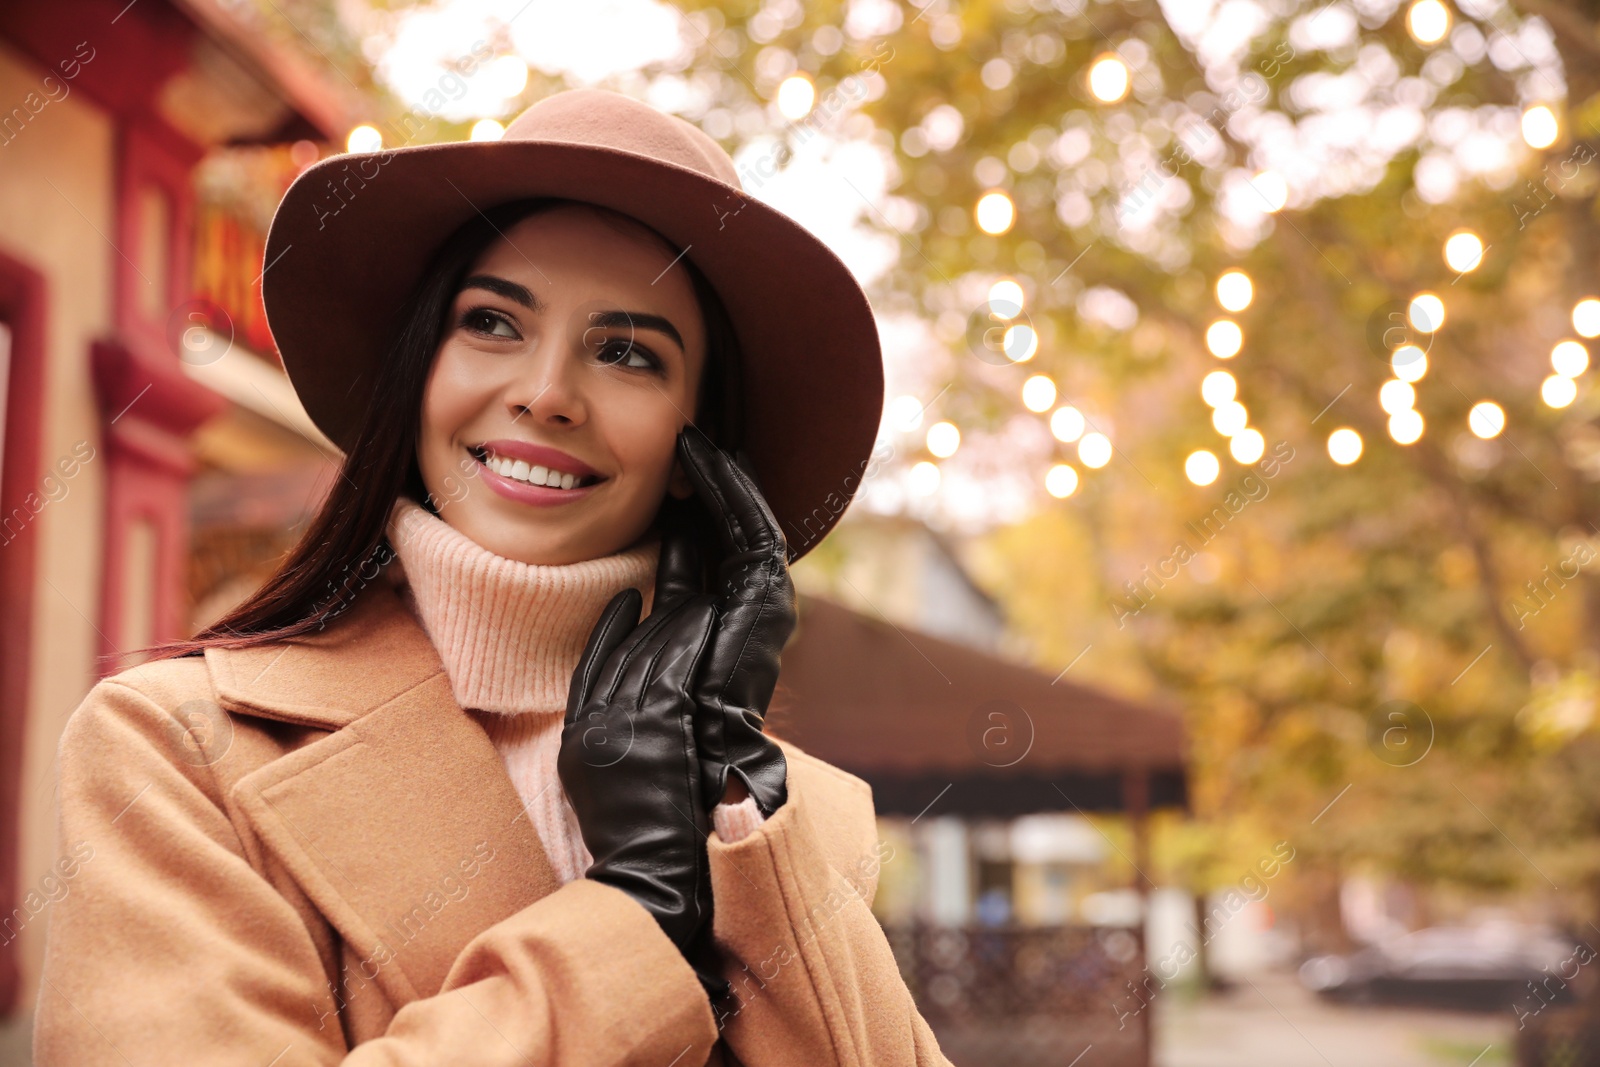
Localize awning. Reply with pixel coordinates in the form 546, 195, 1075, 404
771, 594, 1189, 819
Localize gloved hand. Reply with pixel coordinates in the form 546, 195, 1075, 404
558, 508, 724, 992
675, 424, 796, 817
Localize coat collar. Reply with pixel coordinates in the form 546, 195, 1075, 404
204, 572, 444, 730
207, 579, 565, 1006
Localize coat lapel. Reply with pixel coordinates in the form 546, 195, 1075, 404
206, 579, 564, 1004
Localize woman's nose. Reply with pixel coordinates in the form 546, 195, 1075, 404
503, 332, 589, 426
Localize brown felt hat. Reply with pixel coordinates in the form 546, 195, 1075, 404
261, 87, 883, 562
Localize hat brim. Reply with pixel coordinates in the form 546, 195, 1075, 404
261, 138, 884, 561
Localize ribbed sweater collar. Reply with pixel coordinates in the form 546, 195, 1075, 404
384, 495, 659, 716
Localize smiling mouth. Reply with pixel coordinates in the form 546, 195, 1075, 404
467, 446, 605, 490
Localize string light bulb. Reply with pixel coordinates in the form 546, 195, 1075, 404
1552, 340, 1589, 378
1046, 463, 1080, 498
1206, 319, 1243, 358
1468, 400, 1505, 439
1216, 271, 1254, 312
1521, 105, 1559, 150
1088, 54, 1130, 103
1185, 450, 1220, 486
1406, 0, 1450, 44
1328, 427, 1363, 465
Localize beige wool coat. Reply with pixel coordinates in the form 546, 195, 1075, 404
32, 574, 952, 1065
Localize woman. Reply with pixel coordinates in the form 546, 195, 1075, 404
33, 88, 951, 1065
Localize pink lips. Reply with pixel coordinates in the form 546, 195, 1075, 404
469, 441, 607, 508
474, 439, 602, 479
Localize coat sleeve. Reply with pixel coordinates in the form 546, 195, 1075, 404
33, 679, 718, 1067
704, 741, 952, 1067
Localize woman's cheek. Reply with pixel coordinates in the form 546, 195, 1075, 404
418, 348, 481, 490
423, 347, 493, 440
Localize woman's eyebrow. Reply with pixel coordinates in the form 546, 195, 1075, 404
457, 274, 684, 353
460, 274, 546, 311
586, 309, 685, 354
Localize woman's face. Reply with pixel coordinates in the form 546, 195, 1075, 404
416, 204, 706, 565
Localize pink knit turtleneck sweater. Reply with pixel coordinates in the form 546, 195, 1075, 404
383, 496, 764, 884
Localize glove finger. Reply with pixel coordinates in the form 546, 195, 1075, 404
613, 594, 715, 705
676, 425, 789, 578
651, 495, 705, 617
566, 587, 641, 727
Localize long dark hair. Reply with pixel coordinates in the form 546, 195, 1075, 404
137, 197, 745, 662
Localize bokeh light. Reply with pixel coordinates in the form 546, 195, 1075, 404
1409, 292, 1445, 333
910, 461, 941, 495
1185, 450, 1221, 486
1004, 322, 1039, 362
1088, 54, 1130, 103
777, 74, 816, 120
346, 124, 382, 152
1380, 379, 1416, 414
1406, 0, 1450, 44
989, 278, 1025, 318
927, 420, 961, 457
1392, 345, 1428, 382
1468, 400, 1505, 439
1216, 271, 1254, 312
1079, 432, 1113, 468
1574, 298, 1600, 338
1542, 375, 1578, 409
469, 119, 505, 141
1212, 401, 1248, 437
976, 190, 1016, 235
1022, 374, 1057, 412
1051, 405, 1087, 443
1443, 231, 1483, 273
1046, 464, 1080, 498
1201, 370, 1237, 407
1206, 319, 1243, 358
1252, 171, 1289, 212
1328, 428, 1363, 465
1521, 105, 1559, 150
1389, 409, 1424, 444
888, 394, 926, 432
1552, 341, 1589, 378
1230, 428, 1266, 464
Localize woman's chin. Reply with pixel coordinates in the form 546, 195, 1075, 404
464, 511, 649, 566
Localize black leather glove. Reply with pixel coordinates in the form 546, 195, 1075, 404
675, 425, 797, 817
558, 513, 724, 992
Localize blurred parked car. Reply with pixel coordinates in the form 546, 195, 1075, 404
1299, 923, 1588, 1011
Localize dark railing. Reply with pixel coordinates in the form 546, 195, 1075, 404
884, 922, 1151, 1067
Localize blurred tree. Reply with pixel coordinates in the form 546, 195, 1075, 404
657, 0, 1600, 935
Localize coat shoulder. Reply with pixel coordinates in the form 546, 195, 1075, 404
776, 737, 872, 805
63, 655, 217, 751
94, 653, 216, 711
771, 736, 879, 860
60, 653, 298, 804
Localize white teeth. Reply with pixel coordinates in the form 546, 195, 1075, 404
473, 448, 593, 489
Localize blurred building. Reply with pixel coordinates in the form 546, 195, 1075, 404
785, 519, 1188, 1067
0, 0, 363, 1020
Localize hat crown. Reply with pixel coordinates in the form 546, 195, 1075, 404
502, 88, 742, 191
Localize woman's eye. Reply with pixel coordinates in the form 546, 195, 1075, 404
461, 308, 519, 339
595, 338, 661, 372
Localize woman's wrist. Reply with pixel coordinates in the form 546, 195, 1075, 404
711, 794, 766, 843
